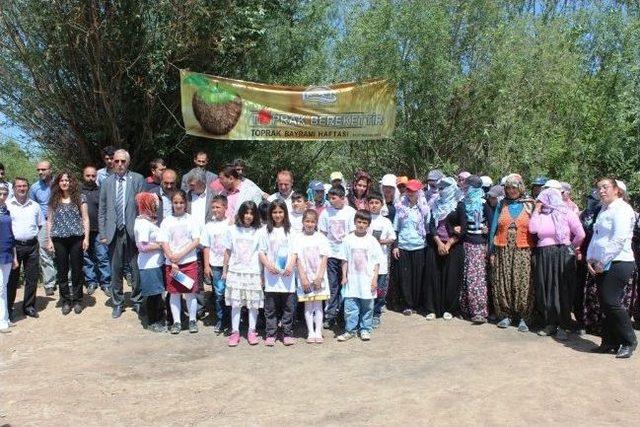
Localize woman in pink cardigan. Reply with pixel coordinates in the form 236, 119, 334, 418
529, 187, 585, 339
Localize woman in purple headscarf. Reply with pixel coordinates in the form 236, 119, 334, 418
529, 187, 585, 339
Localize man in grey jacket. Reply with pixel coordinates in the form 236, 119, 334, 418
98, 149, 144, 318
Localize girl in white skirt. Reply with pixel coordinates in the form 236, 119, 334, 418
295, 209, 330, 343
223, 200, 263, 347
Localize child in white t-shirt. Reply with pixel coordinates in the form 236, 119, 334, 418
289, 192, 306, 234
158, 190, 201, 335
367, 192, 396, 328
201, 195, 230, 334
337, 209, 383, 342
134, 193, 166, 333
318, 185, 356, 328
294, 209, 330, 343
259, 199, 298, 346
223, 200, 263, 347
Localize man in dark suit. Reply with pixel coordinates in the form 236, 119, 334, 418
98, 149, 144, 318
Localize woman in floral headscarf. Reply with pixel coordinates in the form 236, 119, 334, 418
488, 174, 536, 332
429, 177, 464, 320
347, 170, 371, 211
529, 187, 584, 339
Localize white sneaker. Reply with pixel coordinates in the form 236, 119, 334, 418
337, 331, 356, 342
443, 312, 453, 321
425, 313, 436, 321
360, 330, 371, 341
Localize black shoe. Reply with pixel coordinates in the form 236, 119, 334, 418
616, 344, 637, 359
590, 344, 618, 354
101, 286, 112, 297
112, 305, 123, 319
86, 283, 98, 296
45, 287, 55, 297
24, 307, 39, 318
132, 304, 141, 314
213, 321, 223, 334
73, 303, 84, 314
323, 320, 334, 330
61, 303, 72, 315
196, 308, 206, 320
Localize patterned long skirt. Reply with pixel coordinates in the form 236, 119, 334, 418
582, 274, 635, 332
460, 242, 488, 319
491, 229, 534, 322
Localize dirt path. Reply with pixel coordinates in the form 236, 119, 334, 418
2, 288, 639, 426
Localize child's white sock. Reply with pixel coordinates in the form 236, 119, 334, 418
313, 301, 323, 337
231, 306, 241, 333
304, 302, 315, 337
184, 293, 197, 322
169, 294, 182, 324
248, 308, 258, 331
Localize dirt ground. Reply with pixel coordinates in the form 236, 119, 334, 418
1, 287, 639, 427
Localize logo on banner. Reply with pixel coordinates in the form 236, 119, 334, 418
302, 86, 337, 105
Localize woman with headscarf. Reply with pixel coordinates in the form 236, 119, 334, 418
587, 178, 637, 358
347, 170, 371, 211
459, 176, 494, 324
134, 192, 166, 332
488, 173, 535, 332
560, 182, 580, 215
429, 177, 464, 320
392, 179, 432, 316
379, 174, 399, 223
529, 187, 585, 339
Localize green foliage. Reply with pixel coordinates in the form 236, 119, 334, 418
0, 139, 36, 183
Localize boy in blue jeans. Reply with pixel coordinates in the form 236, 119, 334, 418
337, 210, 383, 341
367, 192, 396, 328
201, 195, 230, 333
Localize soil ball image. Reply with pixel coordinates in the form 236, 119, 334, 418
192, 92, 242, 135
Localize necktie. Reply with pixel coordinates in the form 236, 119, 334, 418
116, 177, 124, 230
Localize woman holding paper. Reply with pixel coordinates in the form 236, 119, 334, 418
158, 190, 201, 334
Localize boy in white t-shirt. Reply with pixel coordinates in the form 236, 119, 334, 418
201, 195, 230, 333
337, 209, 383, 342
367, 192, 396, 329
318, 185, 356, 329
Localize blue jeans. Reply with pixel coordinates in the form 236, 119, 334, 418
373, 274, 388, 319
344, 297, 373, 333
211, 266, 227, 326
83, 231, 111, 288
324, 257, 343, 323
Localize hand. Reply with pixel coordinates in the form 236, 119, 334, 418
490, 254, 496, 267
437, 241, 448, 256
171, 263, 179, 276
534, 201, 542, 213
169, 253, 181, 264
586, 262, 596, 276
313, 277, 323, 291
82, 238, 89, 252
371, 281, 377, 292
12, 258, 18, 270
392, 248, 400, 260
47, 239, 54, 253
221, 271, 227, 281
282, 266, 293, 277
301, 279, 311, 293
266, 263, 280, 275
100, 238, 107, 244
341, 277, 348, 286
204, 266, 212, 280
575, 252, 583, 262
594, 262, 604, 274
453, 226, 461, 234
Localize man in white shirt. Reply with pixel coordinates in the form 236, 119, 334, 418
267, 170, 294, 212
7, 177, 44, 319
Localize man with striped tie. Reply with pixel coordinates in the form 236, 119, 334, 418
98, 149, 145, 318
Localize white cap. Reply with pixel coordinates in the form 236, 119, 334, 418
480, 176, 493, 187
380, 174, 397, 187
543, 179, 562, 190
500, 176, 507, 185
616, 180, 627, 193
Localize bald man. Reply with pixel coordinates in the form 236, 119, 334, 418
29, 160, 57, 296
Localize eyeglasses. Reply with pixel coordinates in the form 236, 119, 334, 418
37, 168, 49, 171
113, 159, 126, 164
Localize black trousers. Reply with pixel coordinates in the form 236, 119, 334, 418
146, 294, 165, 325
52, 236, 84, 304
397, 248, 426, 311
596, 262, 637, 347
264, 292, 297, 337
108, 228, 141, 307
7, 240, 40, 313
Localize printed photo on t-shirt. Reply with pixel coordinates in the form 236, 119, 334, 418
171, 225, 191, 250
328, 219, 346, 242
211, 235, 226, 258
302, 246, 320, 278
352, 248, 368, 273
235, 238, 255, 265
